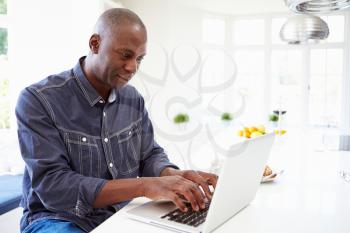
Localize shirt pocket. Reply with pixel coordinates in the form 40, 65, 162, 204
64, 131, 101, 177
115, 123, 142, 176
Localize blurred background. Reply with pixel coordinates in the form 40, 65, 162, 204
1, 0, 350, 231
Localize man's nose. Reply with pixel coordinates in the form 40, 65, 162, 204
124, 59, 138, 74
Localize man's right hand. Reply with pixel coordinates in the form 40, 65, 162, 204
141, 176, 208, 212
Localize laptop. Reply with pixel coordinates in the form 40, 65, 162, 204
127, 133, 275, 233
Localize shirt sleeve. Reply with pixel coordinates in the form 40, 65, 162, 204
137, 95, 179, 177
16, 87, 107, 218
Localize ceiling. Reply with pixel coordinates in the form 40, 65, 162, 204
172, 0, 289, 15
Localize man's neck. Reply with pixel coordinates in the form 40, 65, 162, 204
81, 57, 110, 101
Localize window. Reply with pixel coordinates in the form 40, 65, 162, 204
202, 18, 225, 46
234, 50, 265, 123
201, 13, 347, 129
271, 49, 303, 126
230, 18, 265, 123
271, 17, 287, 44
0, 0, 6, 14
232, 19, 265, 46
0, 58, 9, 129
0, 0, 8, 130
309, 49, 343, 127
201, 17, 230, 112
321, 15, 344, 43
0, 0, 20, 176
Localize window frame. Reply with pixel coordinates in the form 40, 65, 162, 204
0, 2, 9, 131
204, 12, 350, 128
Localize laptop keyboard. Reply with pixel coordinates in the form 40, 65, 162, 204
160, 202, 210, 227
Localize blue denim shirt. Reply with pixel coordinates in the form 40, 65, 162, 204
16, 57, 178, 232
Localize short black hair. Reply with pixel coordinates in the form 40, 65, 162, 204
94, 8, 146, 35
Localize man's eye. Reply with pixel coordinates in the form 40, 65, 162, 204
120, 52, 131, 59
136, 57, 144, 64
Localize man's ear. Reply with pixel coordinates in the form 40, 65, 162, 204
89, 34, 100, 54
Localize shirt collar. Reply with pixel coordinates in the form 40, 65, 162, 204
73, 56, 117, 106
108, 89, 117, 103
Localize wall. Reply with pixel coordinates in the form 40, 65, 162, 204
10, 0, 113, 94
120, 0, 244, 169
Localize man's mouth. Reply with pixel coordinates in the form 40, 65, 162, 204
117, 75, 130, 82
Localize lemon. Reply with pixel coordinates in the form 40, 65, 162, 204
249, 127, 258, 133
244, 131, 251, 138
251, 131, 263, 138
257, 125, 266, 134
274, 129, 287, 135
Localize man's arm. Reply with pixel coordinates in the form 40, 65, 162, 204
93, 174, 209, 212
16, 88, 107, 217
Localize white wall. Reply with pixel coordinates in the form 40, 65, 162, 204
121, 0, 202, 46
9, 0, 103, 95
172, 0, 288, 15
120, 0, 236, 169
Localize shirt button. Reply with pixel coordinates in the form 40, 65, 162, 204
99, 100, 104, 104
103, 112, 106, 117
104, 138, 108, 143
128, 131, 132, 136
109, 163, 113, 168
81, 137, 87, 142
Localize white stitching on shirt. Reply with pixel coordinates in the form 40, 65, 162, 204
109, 117, 142, 138
73, 76, 98, 106
66, 139, 98, 147
36, 76, 75, 92
57, 126, 101, 139
30, 88, 57, 125
89, 143, 93, 176
95, 140, 101, 176
78, 136, 83, 174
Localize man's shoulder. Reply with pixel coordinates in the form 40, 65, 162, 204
27, 69, 75, 94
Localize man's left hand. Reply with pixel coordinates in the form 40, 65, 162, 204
160, 168, 218, 200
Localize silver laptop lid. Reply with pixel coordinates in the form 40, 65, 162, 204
202, 133, 275, 233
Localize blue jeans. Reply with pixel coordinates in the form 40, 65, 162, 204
22, 219, 86, 233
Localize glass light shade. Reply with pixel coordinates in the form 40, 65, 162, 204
285, 0, 350, 14
280, 14, 329, 44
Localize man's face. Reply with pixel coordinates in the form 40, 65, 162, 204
93, 24, 147, 90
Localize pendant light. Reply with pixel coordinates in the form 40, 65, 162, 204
280, 14, 329, 44
285, 0, 350, 14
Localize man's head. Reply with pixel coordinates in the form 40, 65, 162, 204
84, 8, 147, 95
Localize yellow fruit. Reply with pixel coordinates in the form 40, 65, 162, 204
251, 131, 263, 138
257, 125, 266, 133
244, 131, 251, 138
237, 130, 244, 137
249, 127, 258, 133
274, 129, 287, 135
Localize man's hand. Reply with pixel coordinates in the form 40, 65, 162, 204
93, 168, 218, 212
141, 175, 207, 212
157, 167, 218, 209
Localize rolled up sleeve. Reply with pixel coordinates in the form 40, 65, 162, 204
16, 88, 107, 217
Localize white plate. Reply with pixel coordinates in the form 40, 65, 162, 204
261, 170, 284, 183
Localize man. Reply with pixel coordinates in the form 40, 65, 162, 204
16, 8, 218, 233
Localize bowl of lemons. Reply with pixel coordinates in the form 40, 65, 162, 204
237, 125, 267, 139
237, 125, 287, 139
